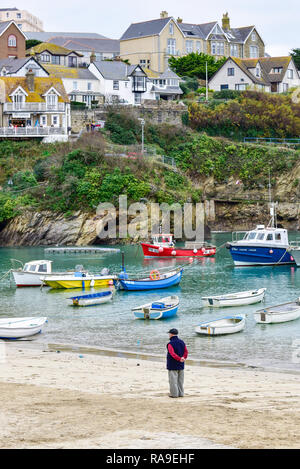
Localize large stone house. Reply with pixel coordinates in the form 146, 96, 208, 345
120, 11, 265, 73
209, 56, 300, 93
0, 7, 43, 32
0, 21, 26, 59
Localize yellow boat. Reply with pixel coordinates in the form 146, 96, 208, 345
41, 274, 117, 289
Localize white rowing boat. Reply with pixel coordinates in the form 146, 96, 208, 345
195, 315, 245, 336
254, 299, 300, 324
0, 317, 48, 339
202, 288, 266, 307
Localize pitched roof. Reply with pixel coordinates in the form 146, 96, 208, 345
0, 57, 49, 75
47, 37, 120, 54
44, 64, 98, 80
232, 57, 270, 85
26, 42, 83, 57
0, 20, 27, 38
24, 31, 109, 41
91, 61, 145, 80
159, 68, 181, 79
226, 26, 255, 43
120, 17, 172, 40
0, 76, 69, 103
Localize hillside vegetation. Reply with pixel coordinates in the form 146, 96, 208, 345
0, 96, 300, 226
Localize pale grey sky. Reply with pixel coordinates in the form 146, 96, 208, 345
6, 0, 300, 56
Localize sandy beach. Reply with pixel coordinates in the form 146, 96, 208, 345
0, 342, 300, 449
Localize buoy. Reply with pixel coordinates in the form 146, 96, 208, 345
159, 246, 164, 253
193, 248, 198, 254
150, 270, 160, 280
171, 250, 176, 256
269, 250, 273, 254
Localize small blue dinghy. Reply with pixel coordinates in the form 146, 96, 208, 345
68, 290, 113, 306
118, 268, 183, 291
132, 295, 179, 319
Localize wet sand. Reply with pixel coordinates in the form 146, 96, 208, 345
0, 343, 299, 449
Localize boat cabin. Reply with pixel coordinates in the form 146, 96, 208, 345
23, 260, 52, 274
151, 234, 174, 247
241, 225, 289, 246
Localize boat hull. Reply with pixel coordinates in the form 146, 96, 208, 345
255, 302, 300, 324
68, 291, 113, 306
141, 243, 216, 258
228, 244, 294, 266
43, 276, 116, 289
12, 271, 46, 287
0, 317, 47, 339
118, 269, 183, 291
289, 248, 300, 267
202, 288, 266, 307
195, 316, 245, 336
133, 305, 178, 320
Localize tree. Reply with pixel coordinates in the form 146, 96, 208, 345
168, 52, 227, 80
290, 49, 300, 70
25, 39, 42, 50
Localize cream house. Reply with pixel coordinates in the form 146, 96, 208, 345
120, 11, 265, 73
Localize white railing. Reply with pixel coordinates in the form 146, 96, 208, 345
3, 103, 66, 112
0, 127, 66, 137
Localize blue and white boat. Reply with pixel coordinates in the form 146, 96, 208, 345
118, 268, 183, 291
68, 290, 113, 306
132, 295, 179, 319
226, 203, 294, 266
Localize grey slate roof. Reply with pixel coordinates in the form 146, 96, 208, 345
0, 21, 12, 35
51, 37, 120, 54
159, 68, 181, 80
92, 61, 145, 80
0, 57, 49, 75
225, 26, 255, 44
24, 31, 108, 41
120, 17, 171, 40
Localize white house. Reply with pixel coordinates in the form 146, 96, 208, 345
88, 61, 155, 105
0, 57, 49, 77
209, 56, 300, 93
44, 64, 102, 108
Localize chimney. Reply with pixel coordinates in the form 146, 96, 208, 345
90, 50, 96, 64
160, 10, 168, 18
222, 12, 230, 30
25, 69, 35, 92
177, 17, 183, 23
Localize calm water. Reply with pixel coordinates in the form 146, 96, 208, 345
1, 233, 300, 371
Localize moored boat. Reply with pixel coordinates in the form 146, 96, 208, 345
68, 290, 113, 306
0, 317, 48, 339
118, 268, 183, 291
202, 288, 266, 307
195, 315, 245, 336
254, 299, 300, 324
41, 271, 117, 289
288, 243, 300, 267
132, 295, 179, 319
141, 233, 216, 258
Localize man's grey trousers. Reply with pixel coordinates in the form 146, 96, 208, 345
168, 370, 184, 397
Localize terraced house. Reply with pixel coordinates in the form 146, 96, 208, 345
120, 11, 265, 73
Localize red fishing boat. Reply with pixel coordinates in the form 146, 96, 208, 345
140, 234, 216, 258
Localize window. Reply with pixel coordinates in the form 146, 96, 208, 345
251, 32, 256, 41
272, 67, 283, 74
8, 35, 17, 47
41, 54, 50, 62
196, 41, 201, 53
230, 44, 239, 57
256, 67, 260, 77
169, 22, 174, 35
248, 232, 257, 240
220, 84, 229, 90
266, 233, 273, 241
17, 12, 21, 18
250, 46, 258, 58
38, 264, 47, 273
51, 115, 59, 127
235, 83, 248, 90
73, 81, 78, 90
46, 93, 58, 109
68, 56, 77, 67
287, 69, 294, 79
52, 55, 60, 65
40, 115, 47, 126
17, 24, 22, 29
113, 80, 119, 90
227, 67, 235, 76
87, 82, 92, 91
185, 40, 193, 53
167, 38, 176, 55
257, 233, 265, 240
134, 93, 141, 104
275, 233, 281, 241
211, 42, 224, 56
282, 83, 289, 92
12, 92, 25, 110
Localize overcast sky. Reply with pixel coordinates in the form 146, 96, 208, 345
6, 0, 300, 56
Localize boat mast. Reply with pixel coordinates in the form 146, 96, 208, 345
268, 169, 277, 228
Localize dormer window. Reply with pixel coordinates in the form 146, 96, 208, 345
8, 35, 17, 47
272, 67, 283, 74
46, 92, 58, 109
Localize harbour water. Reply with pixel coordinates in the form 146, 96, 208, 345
1, 232, 300, 372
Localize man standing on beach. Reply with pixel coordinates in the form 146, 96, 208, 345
166, 328, 188, 398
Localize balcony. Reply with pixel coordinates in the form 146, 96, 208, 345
0, 127, 67, 138
3, 103, 66, 113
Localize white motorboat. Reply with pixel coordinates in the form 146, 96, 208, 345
0, 317, 48, 339
195, 315, 246, 336
254, 300, 300, 324
11, 260, 87, 288
202, 288, 266, 307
